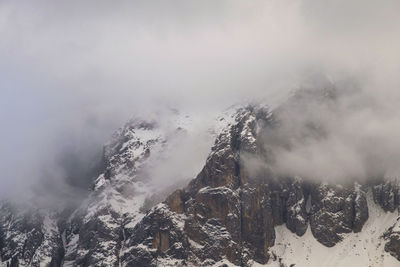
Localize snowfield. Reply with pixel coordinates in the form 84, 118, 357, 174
265, 191, 399, 267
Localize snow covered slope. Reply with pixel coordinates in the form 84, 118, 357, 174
267, 191, 400, 267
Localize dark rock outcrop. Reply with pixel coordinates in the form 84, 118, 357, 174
2, 99, 397, 266
309, 182, 368, 247
374, 179, 400, 260
373, 180, 400, 212
284, 178, 308, 236
119, 105, 371, 266
0, 203, 64, 267
121, 106, 278, 266
383, 219, 400, 261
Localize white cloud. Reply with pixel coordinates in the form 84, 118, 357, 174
0, 0, 399, 200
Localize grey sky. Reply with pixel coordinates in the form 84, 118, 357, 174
1, 0, 399, 200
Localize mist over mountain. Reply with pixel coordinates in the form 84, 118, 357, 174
1, 0, 400, 202
244, 80, 400, 183
1, 1, 400, 266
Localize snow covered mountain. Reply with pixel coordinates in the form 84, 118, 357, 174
1, 90, 400, 267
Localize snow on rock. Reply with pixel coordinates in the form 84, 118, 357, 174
0, 203, 63, 267
2, 102, 400, 267
61, 109, 219, 267
267, 191, 399, 267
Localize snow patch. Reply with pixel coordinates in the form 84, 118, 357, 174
266, 191, 400, 267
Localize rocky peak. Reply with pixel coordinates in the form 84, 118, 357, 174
372, 179, 400, 213
0, 202, 63, 267
119, 103, 379, 266
121, 105, 282, 266
102, 119, 162, 181
2, 100, 400, 267
61, 111, 198, 267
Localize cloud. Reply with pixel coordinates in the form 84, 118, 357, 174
0, 0, 399, 201
251, 76, 400, 182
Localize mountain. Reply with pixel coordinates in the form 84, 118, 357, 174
1, 91, 400, 266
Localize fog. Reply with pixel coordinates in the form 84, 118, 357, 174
1, 0, 399, 202
247, 77, 400, 183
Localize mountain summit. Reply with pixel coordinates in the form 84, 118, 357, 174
1, 94, 400, 267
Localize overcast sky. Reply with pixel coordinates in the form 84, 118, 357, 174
1, 0, 400, 200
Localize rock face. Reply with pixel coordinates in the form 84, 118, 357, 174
282, 178, 308, 236
119, 105, 372, 266
372, 179, 400, 260
62, 119, 164, 267
0, 99, 399, 266
309, 183, 368, 247
0, 203, 63, 267
373, 180, 400, 212
0, 110, 200, 267
384, 219, 400, 261
61, 113, 201, 267
120, 106, 273, 266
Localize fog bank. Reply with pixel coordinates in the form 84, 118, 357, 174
1, 0, 399, 201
